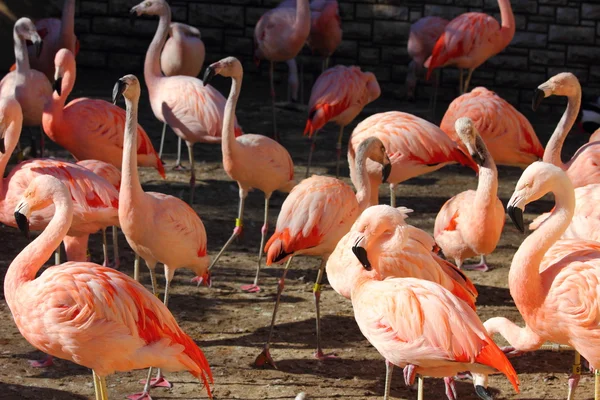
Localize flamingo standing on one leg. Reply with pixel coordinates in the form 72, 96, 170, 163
254, 0, 311, 140
348, 111, 478, 207
6, 175, 213, 400
424, 0, 514, 94
254, 136, 391, 368
440, 87, 544, 168
43, 49, 165, 177
485, 161, 600, 400
158, 22, 205, 169
131, 0, 242, 203
113, 74, 211, 400
202, 57, 296, 293
304, 65, 380, 177
434, 118, 504, 272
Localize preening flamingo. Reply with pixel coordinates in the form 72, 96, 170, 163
202, 56, 296, 293
254, 0, 311, 139
434, 118, 504, 272
304, 65, 380, 177
158, 22, 205, 169
348, 111, 478, 207
131, 0, 241, 203
6, 175, 213, 400
425, 0, 514, 94
533, 72, 600, 188
113, 74, 211, 399
441, 87, 544, 168
43, 49, 165, 177
254, 136, 391, 368
333, 242, 519, 400
485, 161, 600, 399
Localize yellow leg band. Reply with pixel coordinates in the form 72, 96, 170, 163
313, 283, 322, 293
573, 363, 582, 375
235, 218, 243, 227
596, 368, 600, 376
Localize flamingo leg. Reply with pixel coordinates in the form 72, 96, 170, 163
384, 360, 393, 400
133, 253, 140, 282
99, 375, 109, 400
128, 367, 153, 400
158, 122, 167, 160
463, 68, 474, 94
208, 188, 247, 271
595, 367, 599, 400
270, 61, 279, 141
243, 196, 270, 293
430, 69, 441, 123
28, 353, 54, 368
335, 125, 344, 178
390, 183, 396, 208
112, 226, 119, 269
101, 228, 109, 267
305, 129, 320, 178
567, 351, 581, 400
444, 377, 457, 400
324, 56, 330, 71
39, 126, 45, 158
417, 376, 424, 400
93, 371, 102, 400
174, 136, 185, 170
148, 266, 158, 297
459, 68, 464, 95
55, 246, 61, 265
254, 256, 293, 369
462, 254, 490, 272
187, 142, 196, 204
314, 258, 336, 360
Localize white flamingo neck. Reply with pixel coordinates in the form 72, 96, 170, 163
145, 7, 171, 85
474, 139, 498, 209
0, 118, 23, 197
498, 0, 515, 46
120, 95, 144, 202
222, 72, 242, 157
60, 0, 76, 51
354, 147, 373, 212
13, 30, 29, 73
543, 91, 581, 169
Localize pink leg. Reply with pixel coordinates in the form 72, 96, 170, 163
28, 354, 54, 368
242, 197, 270, 293
444, 377, 457, 400
403, 364, 417, 386
461, 255, 490, 272
63, 234, 90, 262
313, 259, 337, 360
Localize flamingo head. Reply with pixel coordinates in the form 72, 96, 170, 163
130, 0, 168, 17
14, 176, 64, 239
203, 56, 242, 87
455, 117, 487, 166
533, 72, 580, 111
191, 271, 212, 288
112, 74, 141, 105
357, 137, 392, 183
53, 49, 76, 97
14, 18, 43, 58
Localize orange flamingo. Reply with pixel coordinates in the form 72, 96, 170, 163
304, 65, 380, 177
43, 49, 165, 177
434, 117, 504, 272
348, 111, 478, 207
441, 87, 544, 168
113, 74, 211, 399
254, 136, 391, 368
254, 0, 311, 139
6, 174, 213, 400
533, 72, 600, 189
486, 161, 600, 399
425, 0, 514, 94
158, 22, 205, 169
131, 0, 242, 203
202, 57, 296, 293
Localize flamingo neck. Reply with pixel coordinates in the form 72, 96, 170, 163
144, 7, 171, 87
59, 0, 76, 52
14, 30, 29, 74
543, 90, 581, 169
120, 94, 144, 205
4, 183, 73, 305
354, 147, 373, 212
0, 117, 23, 198
43, 66, 74, 135
474, 138, 498, 211
291, 0, 311, 45
509, 174, 575, 314
498, 0, 515, 48
222, 72, 242, 160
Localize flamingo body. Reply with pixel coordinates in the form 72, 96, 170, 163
77, 159, 121, 189
161, 22, 205, 77
307, 0, 342, 58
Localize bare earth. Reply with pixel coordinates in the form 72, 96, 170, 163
0, 69, 594, 400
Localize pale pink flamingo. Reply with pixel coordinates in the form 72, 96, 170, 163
348, 111, 478, 207
43, 49, 165, 178
338, 264, 519, 399
307, 0, 342, 70
0, 18, 52, 156
441, 87, 544, 168
254, 0, 311, 139
434, 117, 504, 272
6, 174, 213, 400
202, 56, 295, 293
131, 0, 242, 203
485, 161, 600, 399
158, 22, 205, 169
304, 65, 380, 177
425, 0, 514, 94
113, 74, 211, 400
533, 72, 600, 189
254, 136, 391, 368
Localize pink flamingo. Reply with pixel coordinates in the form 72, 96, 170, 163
307, 0, 342, 70
304, 65, 381, 177
425, 0, 514, 94
6, 174, 213, 400
348, 111, 478, 207
254, 136, 391, 368
113, 74, 211, 400
533, 72, 600, 189
202, 56, 296, 293
131, 0, 241, 203
254, 0, 311, 139
441, 87, 544, 168
158, 22, 205, 169
485, 161, 600, 399
434, 118, 504, 272
43, 49, 165, 178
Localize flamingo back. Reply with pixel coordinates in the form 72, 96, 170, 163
407, 16, 448, 66
161, 23, 205, 78
77, 160, 122, 189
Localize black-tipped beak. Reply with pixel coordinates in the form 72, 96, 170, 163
202, 66, 216, 87
532, 88, 546, 111
14, 211, 29, 239
53, 77, 62, 96
351, 236, 372, 271
0, 137, 5, 154
382, 163, 391, 183
471, 152, 485, 166
33, 39, 43, 58
112, 79, 125, 105
507, 205, 524, 233
475, 385, 493, 400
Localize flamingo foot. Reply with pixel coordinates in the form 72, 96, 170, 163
500, 346, 525, 357
475, 385, 493, 400
172, 163, 187, 171
444, 377, 457, 400
28, 354, 54, 368
461, 262, 490, 272
137, 376, 172, 388
314, 350, 338, 360
254, 347, 277, 369
403, 364, 417, 386
127, 392, 152, 400
567, 373, 581, 399
240, 284, 261, 293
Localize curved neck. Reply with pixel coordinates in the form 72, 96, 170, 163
120, 95, 145, 203
60, 0, 76, 52
543, 91, 581, 168
222, 73, 242, 159
354, 148, 373, 212
44, 65, 74, 129
4, 186, 73, 303
498, 0, 515, 47
144, 8, 171, 86
474, 138, 498, 209
0, 117, 23, 197
509, 178, 575, 313
290, 0, 311, 44
13, 30, 29, 73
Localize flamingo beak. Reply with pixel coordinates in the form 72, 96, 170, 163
112, 79, 126, 105
0, 135, 5, 154
532, 88, 546, 111
202, 65, 216, 87
351, 236, 371, 271
53, 77, 62, 96
32, 38, 43, 58
191, 272, 212, 288
382, 162, 391, 183
507, 205, 524, 233
14, 203, 30, 239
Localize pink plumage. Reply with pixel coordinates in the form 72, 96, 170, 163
76, 160, 121, 190
307, 0, 342, 59
160, 22, 205, 77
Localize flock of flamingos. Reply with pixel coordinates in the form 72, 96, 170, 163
2, 0, 600, 399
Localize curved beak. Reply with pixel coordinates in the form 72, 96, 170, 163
53, 77, 62, 96
0, 132, 5, 154
507, 205, 524, 233
14, 209, 29, 239
32, 38, 43, 58
191, 272, 212, 288
532, 88, 546, 111
129, 6, 139, 25
381, 156, 392, 183
112, 79, 126, 105
202, 65, 216, 87
351, 236, 372, 271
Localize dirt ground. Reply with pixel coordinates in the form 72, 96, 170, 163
0, 69, 596, 400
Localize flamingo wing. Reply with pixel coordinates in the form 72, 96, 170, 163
76, 160, 121, 189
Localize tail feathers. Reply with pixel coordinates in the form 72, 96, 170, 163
178, 334, 214, 398
265, 237, 292, 265
304, 101, 346, 137
425, 32, 450, 81
451, 280, 477, 311
476, 338, 520, 393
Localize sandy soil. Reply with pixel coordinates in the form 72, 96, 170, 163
0, 69, 596, 400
